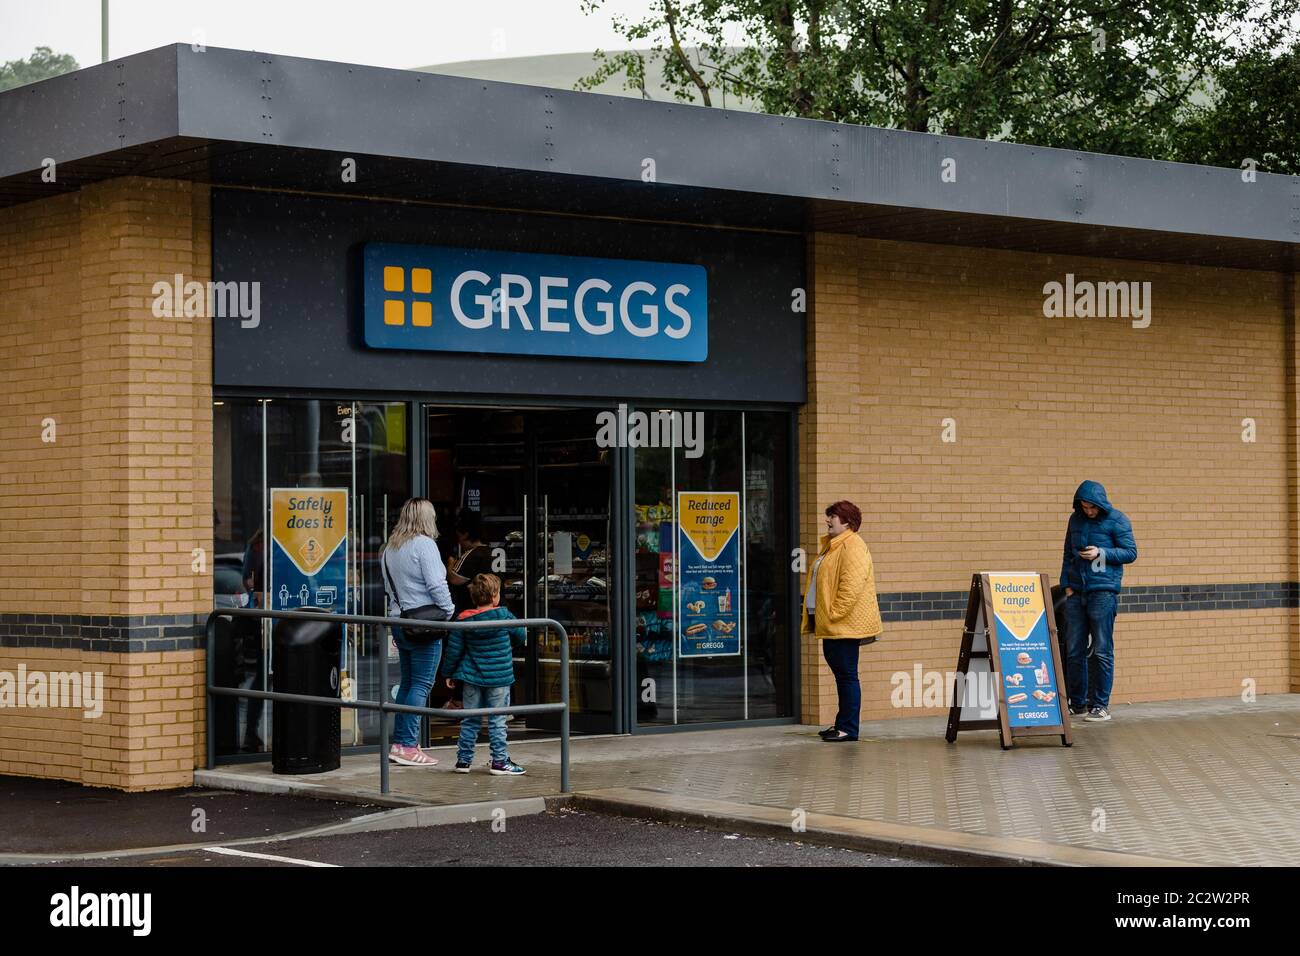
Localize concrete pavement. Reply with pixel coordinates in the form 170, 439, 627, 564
197, 694, 1300, 867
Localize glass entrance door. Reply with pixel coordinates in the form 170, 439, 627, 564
425, 406, 615, 737
531, 413, 613, 733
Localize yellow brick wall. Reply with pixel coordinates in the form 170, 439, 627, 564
1289, 275, 1300, 695
0, 178, 212, 789
0, 192, 84, 611
802, 232, 1297, 723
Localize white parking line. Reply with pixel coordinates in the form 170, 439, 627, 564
205, 846, 338, 867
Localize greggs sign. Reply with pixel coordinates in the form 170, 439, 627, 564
362, 242, 707, 362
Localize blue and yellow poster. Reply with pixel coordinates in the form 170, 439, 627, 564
987, 573, 1063, 727
269, 489, 349, 613
676, 491, 741, 657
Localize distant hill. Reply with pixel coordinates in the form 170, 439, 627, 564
415, 48, 761, 111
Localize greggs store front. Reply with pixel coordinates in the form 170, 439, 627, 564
8, 45, 1297, 791
209, 187, 804, 760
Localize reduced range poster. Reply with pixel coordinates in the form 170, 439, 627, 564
986, 573, 1064, 727
676, 491, 741, 657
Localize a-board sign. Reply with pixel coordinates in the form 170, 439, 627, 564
676, 491, 742, 657
945, 572, 1072, 749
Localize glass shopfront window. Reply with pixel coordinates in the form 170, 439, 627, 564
633, 408, 792, 725
212, 396, 791, 756
211, 397, 410, 758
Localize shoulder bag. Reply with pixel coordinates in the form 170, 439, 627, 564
381, 548, 449, 643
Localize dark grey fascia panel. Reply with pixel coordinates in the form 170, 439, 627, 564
835, 125, 1297, 243
177, 46, 563, 173
0, 46, 179, 181
169, 45, 1299, 247
3, 43, 1298, 252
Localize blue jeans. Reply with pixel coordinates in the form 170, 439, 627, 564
821, 639, 861, 737
392, 628, 442, 747
457, 683, 510, 765
1064, 590, 1117, 710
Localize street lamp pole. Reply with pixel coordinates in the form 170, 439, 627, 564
101, 0, 109, 63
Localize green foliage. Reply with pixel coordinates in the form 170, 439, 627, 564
580, 1, 1300, 171
1174, 42, 1300, 173
0, 46, 80, 93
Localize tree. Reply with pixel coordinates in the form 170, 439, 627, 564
0, 47, 80, 93
579, 1, 1299, 168
1174, 42, 1300, 173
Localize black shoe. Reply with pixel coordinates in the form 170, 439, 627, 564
822, 730, 857, 742
1069, 705, 1088, 717
818, 726, 838, 738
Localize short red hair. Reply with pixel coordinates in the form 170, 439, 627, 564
825, 500, 862, 532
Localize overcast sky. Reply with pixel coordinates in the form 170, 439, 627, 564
0, 0, 659, 70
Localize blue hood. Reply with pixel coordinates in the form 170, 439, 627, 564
1073, 480, 1113, 516
1061, 480, 1137, 593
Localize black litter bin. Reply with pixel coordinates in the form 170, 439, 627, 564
271, 610, 341, 774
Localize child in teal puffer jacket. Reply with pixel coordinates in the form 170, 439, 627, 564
443, 573, 528, 775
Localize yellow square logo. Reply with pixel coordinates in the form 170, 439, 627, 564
412, 301, 432, 327
411, 268, 432, 294
383, 266, 404, 292
384, 300, 404, 326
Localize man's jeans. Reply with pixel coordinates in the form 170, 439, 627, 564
821, 639, 862, 738
1063, 590, 1117, 710
457, 683, 510, 765
392, 628, 442, 747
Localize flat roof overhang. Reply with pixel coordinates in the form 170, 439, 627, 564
1, 44, 1296, 271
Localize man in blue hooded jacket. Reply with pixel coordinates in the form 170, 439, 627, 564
1060, 480, 1137, 722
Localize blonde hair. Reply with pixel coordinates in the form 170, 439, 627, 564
385, 498, 439, 553
468, 573, 501, 606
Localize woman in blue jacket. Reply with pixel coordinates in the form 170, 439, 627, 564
1060, 480, 1137, 722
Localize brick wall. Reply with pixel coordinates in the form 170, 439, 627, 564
0, 178, 212, 789
802, 232, 1297, 723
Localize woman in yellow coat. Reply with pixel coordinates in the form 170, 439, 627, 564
801, 500, 882, 742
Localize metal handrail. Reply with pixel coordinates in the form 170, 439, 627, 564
204, 607, 570, 795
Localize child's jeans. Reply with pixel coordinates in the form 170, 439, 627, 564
456, 683, 510, 765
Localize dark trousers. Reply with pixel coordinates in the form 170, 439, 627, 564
1063, 590, 1117, 710
821, 638, 862, 738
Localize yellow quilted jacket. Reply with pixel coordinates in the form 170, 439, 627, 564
800, 530, 883, 639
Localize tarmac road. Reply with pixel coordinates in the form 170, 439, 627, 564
0, 775, 377, 855
35, 808, 948, 867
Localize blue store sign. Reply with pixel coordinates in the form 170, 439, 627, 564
362, 242, 708, 362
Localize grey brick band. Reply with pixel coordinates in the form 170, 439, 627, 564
2, 584, 1296, 648
0, 614, 206, 653
878, 582, 1299, 623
